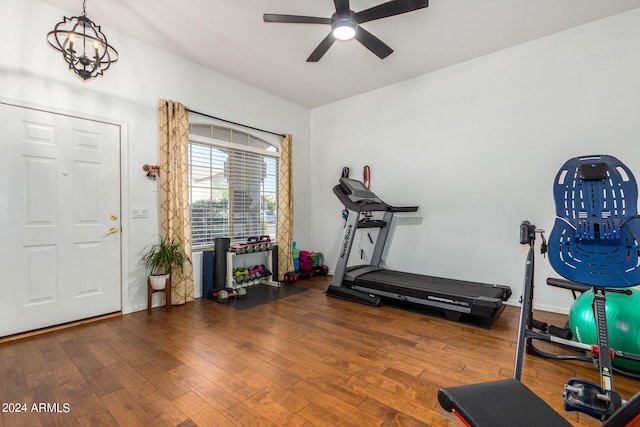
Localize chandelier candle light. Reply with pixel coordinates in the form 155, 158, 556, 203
46, 0, 118, 81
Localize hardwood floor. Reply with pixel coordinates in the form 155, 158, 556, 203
1, 275, 638, 426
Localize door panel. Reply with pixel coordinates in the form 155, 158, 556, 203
0, 104, 122, 337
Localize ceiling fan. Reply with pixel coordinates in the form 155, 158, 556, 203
264, 0, 429, 62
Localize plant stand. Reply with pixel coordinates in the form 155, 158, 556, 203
147, 275, 171, 314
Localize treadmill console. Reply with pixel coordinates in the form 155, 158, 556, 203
334, 178, 419, 213
335, 178, 386, 212
339, 178, 376, 198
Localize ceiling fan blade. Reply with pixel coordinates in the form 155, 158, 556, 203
355, 0, 428, 24
307, 33, 336, 62
334, 0, 351, 16
263, 14, 331, 25
355, 27, 393, 59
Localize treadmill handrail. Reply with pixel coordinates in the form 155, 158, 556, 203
387, 205, 419, 213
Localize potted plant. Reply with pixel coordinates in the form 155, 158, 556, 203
140, 236, 191, 290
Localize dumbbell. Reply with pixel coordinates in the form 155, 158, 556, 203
234, 268, 249, 283
249, 265, 264, 279
230, 244, 247, 254
259, 265, 272, 278
217, 289, 230, 303
283, 271, 298, 284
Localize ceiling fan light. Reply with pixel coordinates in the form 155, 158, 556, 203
332, 19, 357, 40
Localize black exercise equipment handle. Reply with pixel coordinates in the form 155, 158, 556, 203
546, 277, 590, 293
547, 325, 573, 340
520, 220, 536, 245
388, 205, 420, 213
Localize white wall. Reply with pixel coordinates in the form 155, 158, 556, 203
0, 0, 311, 313
4, 1, 639, 317
310, 9, 640, 313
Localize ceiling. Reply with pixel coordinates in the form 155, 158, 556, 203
40, 0, 640, 109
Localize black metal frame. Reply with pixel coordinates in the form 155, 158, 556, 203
515, 221, 640, 384
512, 221, 640, 418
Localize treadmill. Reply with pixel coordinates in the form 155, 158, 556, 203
326, 177, 512, 323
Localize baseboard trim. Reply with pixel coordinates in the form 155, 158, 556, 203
0, 312, 122, 343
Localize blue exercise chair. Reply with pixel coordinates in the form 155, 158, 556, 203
438, 155, 640, 426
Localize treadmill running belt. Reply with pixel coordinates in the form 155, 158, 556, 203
354, 270, 508, 301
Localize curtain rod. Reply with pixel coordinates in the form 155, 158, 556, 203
186, 108, 285, 138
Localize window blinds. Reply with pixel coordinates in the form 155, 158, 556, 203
189, 127, 279, 249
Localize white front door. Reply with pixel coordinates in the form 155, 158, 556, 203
0, 103, 122, 337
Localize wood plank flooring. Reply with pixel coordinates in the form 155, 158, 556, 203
1, 275, 638, 426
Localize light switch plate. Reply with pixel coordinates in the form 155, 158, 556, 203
132, 208, 149, 219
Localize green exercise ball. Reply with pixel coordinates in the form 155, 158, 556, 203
569, 289, 640, 373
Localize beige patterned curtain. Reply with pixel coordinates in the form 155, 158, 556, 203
277, 134, 294, 280
158, 99, 194, 305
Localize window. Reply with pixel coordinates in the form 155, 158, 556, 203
189, 123, 279, 250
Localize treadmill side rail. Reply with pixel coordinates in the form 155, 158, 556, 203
493, 284, 512, 300
352, 285, 473, 314
344, 265, 384, 282
326, 285, 382, 306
